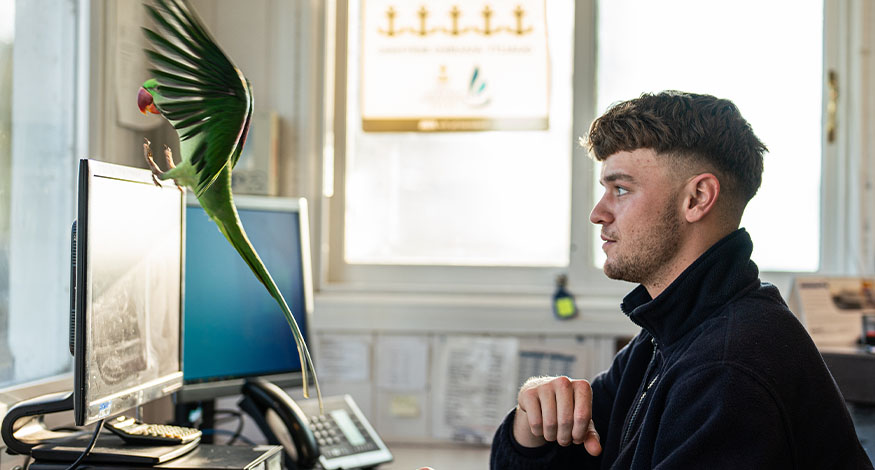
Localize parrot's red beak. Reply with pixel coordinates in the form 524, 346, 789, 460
138, 87, 160, 115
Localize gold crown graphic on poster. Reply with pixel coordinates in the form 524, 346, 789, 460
377, 5, 535, 37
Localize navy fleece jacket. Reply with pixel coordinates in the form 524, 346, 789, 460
490, 229, 873, 469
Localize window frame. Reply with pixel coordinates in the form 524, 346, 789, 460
320, 0, 864, 299
323, 0, 630, 297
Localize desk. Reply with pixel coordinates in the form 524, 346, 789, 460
1, 444, 491, 470
0, 442, 491, 470
821, 348, 875, 404
382, 443, 491, 470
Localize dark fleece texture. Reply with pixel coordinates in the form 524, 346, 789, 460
490, 229, 872, 469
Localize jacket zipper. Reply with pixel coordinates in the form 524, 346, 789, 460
620, 338, 660, 449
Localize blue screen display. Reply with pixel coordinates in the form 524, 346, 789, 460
183, 205, 307, 382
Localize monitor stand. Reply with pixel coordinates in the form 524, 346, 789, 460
30, 433, 199, 465
1, 391, 199, 465
0, 390, 82, 455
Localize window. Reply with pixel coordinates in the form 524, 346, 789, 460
328, 0, 578, 291
327, 0, 841, 295
0, 0, 82, 393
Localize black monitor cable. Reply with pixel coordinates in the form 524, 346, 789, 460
64, 418, 105, 470
214, 409, 245, 445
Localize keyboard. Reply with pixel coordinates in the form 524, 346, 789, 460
105, 416, 202, 446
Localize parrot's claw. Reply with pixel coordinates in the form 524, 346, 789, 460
162, 145, 183, 192
164, 145, 176, 169
142, 138, 164, 188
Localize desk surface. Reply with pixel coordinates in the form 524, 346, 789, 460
382, 443, 491, 470
0, 443, 492, 470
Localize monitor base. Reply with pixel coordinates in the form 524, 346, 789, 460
27, 443, 282, 470
31, 432, 199, 465
0, 390, 82, 455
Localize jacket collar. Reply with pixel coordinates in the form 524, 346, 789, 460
620, 228, 760, 347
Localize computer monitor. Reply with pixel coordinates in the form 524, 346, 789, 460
177, 195, 313, 403
72, 159, 185, 426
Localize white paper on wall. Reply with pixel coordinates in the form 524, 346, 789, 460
431, 335, 519, 443
315, 333, 372, 383
375, 335, 429, 391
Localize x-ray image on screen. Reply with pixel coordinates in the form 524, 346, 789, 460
76, 169, 183, 424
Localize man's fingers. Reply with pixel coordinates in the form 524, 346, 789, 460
520, 389, 544, 437
537, 385, 558, 441
515, 376, 594, 448
571, 380, 593, 444
554, 380, 575, 446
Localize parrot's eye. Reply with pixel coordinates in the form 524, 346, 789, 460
137, 87, 159, 115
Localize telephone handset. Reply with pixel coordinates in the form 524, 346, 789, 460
239, 378, 318, 469
239, 378, 393, 470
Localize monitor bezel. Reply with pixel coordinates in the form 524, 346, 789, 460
73, 159, 185, 426
176, 194, 315, 403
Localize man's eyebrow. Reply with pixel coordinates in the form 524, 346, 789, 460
602, 172, 637, 184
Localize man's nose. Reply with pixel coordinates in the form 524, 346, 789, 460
590, 196, 611, 225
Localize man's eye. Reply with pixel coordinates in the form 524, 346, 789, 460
615, 187, 629, 196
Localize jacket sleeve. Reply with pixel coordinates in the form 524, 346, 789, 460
649, 363, 792, 469
488, 335, 641, 470
488, 408, 596, 470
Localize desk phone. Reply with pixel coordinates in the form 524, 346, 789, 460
239, 378, 392, 469
298, 394, 393, 470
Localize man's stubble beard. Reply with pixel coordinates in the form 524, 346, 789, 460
603, 199, 682, 286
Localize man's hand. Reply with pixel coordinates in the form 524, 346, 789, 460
513, 376, 602, 456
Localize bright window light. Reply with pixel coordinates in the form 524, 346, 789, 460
0, 1, 12, 44
344, 1, 575, 267
593, 0, 823, 272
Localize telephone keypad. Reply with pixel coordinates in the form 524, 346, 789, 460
308, 412, 379, 458
295, 394, 393, 470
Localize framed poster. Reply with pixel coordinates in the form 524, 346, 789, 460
360, 1, 550, 132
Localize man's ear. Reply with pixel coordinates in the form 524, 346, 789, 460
683, 173, 720, 223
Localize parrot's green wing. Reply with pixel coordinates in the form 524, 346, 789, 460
143, 0, 252, 197
141, 0, 321, 408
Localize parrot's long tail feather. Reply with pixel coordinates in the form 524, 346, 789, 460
199, 171, 322, 412
218, 212, 322, 409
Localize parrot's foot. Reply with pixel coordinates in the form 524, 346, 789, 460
143, 138, 164, 187
164, 145, 176, 169
163, 145, 183, 192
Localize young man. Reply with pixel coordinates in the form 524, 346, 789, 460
490, 91, 873, 468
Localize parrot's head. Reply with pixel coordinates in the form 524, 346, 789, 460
137, 79, 161, 115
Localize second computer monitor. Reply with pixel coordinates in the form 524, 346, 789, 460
179, 195, 313, 402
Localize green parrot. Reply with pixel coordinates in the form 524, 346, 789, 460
136, 0, 321, 406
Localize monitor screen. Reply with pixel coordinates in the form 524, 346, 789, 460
73, 159, 185, 426
179, 195, 313, 402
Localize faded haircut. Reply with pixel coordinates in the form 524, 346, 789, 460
584, 91, 768, 214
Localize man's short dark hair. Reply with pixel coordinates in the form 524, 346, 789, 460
585, 91, 767, 213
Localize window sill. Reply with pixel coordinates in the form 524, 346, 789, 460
311, 271, 800, 337
312, 290, 639, 337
